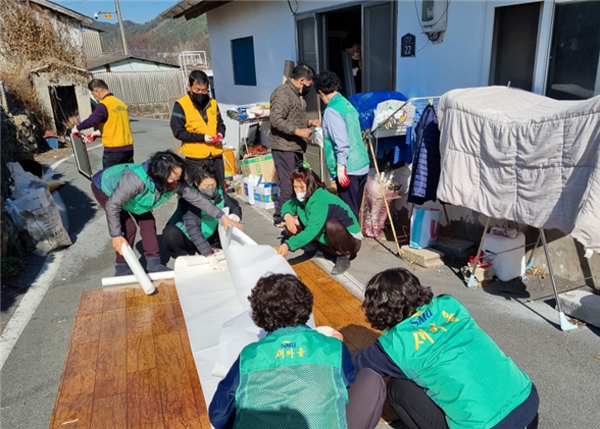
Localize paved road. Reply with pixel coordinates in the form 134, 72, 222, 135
2, 118, 599, 429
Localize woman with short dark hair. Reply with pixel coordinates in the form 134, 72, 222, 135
277, 167, 362, 275
91, 150, 241, 276
163, 165, 242, 271
313, 70, 370, 220
209, 273, 386, 429
353, 268, 540, 429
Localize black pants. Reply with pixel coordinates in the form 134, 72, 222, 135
163, 224, 221, 257
387, 378, 539, 429
187, 156, 225, 190
337, 173, 367, 221
272, 149, 303, 220
103, 150, 134, 169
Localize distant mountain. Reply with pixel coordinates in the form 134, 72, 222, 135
96, 15, 210, 65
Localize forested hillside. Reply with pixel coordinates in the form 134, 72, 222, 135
96, 15, 209, 65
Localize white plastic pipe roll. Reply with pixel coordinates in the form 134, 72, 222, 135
101, 270, 174, 287
120, 242, 156, 294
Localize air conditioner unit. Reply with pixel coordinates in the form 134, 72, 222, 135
421, 0, 449, 33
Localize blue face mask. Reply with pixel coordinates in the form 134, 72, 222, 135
296, 192, 306, 202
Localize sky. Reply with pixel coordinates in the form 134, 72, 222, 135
54, 0, 180, 24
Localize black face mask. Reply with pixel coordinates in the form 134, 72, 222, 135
300, 84, 312, 96
191, 92, 209, 108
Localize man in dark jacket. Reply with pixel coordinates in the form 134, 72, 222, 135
269, 63, 321, 226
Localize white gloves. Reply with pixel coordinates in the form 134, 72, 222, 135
85, 130, 101, 142
208, 254, 226, 271
71, 125, 80, 138
337, 165, 350, 187
228, 214, 241, 223
205, 134, 214, 143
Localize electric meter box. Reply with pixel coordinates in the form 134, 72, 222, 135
421, 0, 448, 33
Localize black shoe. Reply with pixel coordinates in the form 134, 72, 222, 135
114, 263, 133, 277
273, 220, 286, 228
331, 255, 350, 275
146, 257, 172, 273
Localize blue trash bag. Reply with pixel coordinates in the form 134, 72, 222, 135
349, 91, 407, 130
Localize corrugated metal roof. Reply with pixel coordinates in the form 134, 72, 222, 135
29, 0, 95, 24
160, 0, 232, 20
87, 55, 180, 71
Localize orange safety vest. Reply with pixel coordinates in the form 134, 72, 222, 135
177, 94, 222, 159
98, 95, 133, 148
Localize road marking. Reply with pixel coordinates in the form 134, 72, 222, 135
0, 251, 65, 370
0, 143, 103, 370
49, 143, 103, 170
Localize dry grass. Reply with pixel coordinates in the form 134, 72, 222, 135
0, 0, 89, 121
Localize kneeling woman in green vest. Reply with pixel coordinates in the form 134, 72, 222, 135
162, 165, 242, 271
209, 273, 386, 429
353, 268, 540, 429
277, 167, 362, 275
314, 71, 370, 221
91, 151, 241, 276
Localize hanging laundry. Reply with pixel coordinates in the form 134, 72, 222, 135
407, 104, 441, 205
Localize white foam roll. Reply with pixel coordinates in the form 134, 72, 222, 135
120, 242, 156, 294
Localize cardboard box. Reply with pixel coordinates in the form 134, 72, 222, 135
253, 182, 278, 209
239, 154, 276, 183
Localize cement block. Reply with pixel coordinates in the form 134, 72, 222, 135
559, 289, 600, 328
401, 245, 445, 268
433, 236, 475, 259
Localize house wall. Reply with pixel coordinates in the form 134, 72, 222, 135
82, 27, 103, 59
203, 0, 600, 280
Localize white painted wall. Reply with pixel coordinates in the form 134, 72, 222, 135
89, 59, 179, 74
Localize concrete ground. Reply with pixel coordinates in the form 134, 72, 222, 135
1, 118, 599, 429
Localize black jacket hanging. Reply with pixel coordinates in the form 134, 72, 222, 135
408, 104, 441, 205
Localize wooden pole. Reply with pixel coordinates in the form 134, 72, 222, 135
367, 135, 402, 257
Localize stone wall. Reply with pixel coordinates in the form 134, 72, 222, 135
128, 103, 170, 120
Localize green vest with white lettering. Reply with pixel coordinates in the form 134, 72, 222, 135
323, 93, 370, 177
100, 163, 175, 214
378, 295, 532, 429
235, 325, 348, 429
168, 186, 225, 239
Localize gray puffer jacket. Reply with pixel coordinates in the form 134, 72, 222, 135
269, 79, 310, 153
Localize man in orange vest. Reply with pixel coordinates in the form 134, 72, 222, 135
170, 70, 226, 188
72, 79, 134, 169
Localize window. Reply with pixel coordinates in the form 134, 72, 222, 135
231, 37, 257, 86
546, 1, 600, 100
489, 2, 541, 91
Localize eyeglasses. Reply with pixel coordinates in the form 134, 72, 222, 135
192, 88, 210, 95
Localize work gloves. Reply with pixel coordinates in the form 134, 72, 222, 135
70, 125, 80, 138
205, 133, 223, 144
208, 254, 226, 272
85, 130, 101, 142
337, 165, 350, 187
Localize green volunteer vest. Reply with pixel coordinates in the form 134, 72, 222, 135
100, 163, 175, 215
323, 93, 369, 176
378, 295, 532, 429
235, 325, 348, 429
168, 186, 225, 239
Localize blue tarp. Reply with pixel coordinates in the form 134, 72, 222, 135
349, 91, 408, 130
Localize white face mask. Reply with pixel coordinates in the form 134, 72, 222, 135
296, 192, 306, 202
351, 53, 361, 61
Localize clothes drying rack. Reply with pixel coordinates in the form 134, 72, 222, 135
364, 96, 446, 257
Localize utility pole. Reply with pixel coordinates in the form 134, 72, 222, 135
114, 0, 129, 55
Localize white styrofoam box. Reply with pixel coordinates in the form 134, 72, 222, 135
482, 232, 526, 282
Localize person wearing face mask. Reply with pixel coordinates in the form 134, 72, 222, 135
71, 79, 134, 168
314, 71, 370, 221
277, 167, 362, 275
162, 165, 242, 271
341, 34, 362, 94
269, 63, 321, 227
170, 70, 227, 189
91, 151, 242, 276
